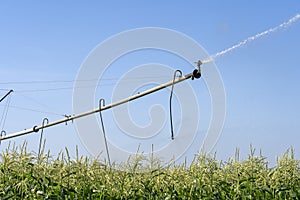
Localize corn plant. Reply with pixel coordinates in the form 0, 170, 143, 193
0, 142, 299, 199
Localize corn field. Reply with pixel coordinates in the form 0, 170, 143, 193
0, 142, 299, 199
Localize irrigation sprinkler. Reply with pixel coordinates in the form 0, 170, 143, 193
0, 63, 202, 142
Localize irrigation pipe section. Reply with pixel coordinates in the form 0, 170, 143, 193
0, 63, 202, 141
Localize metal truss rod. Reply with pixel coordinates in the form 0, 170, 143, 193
0, 90, 13, 103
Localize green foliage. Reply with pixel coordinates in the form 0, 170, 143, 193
0, 143, 299, 199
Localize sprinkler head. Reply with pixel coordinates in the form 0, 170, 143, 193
196, 60, 202, 67
193, 69, 201, 79
192, 60, 202, 79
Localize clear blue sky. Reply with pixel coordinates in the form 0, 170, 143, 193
0, 1, 299, 165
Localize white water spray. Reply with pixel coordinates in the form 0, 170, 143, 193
202, 14, 300, 64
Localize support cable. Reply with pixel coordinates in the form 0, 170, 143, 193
0, 104, 65, 117
14, 92, 64, 115
0, 76, 170, 85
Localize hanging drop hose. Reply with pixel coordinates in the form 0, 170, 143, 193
169, 61, 201, 140
99, 99, 111, 167
169, 70, 183, 140
0, 130, 6, 145
38, 118, 49, 159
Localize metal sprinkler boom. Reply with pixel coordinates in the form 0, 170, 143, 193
0, 62, 202, 141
